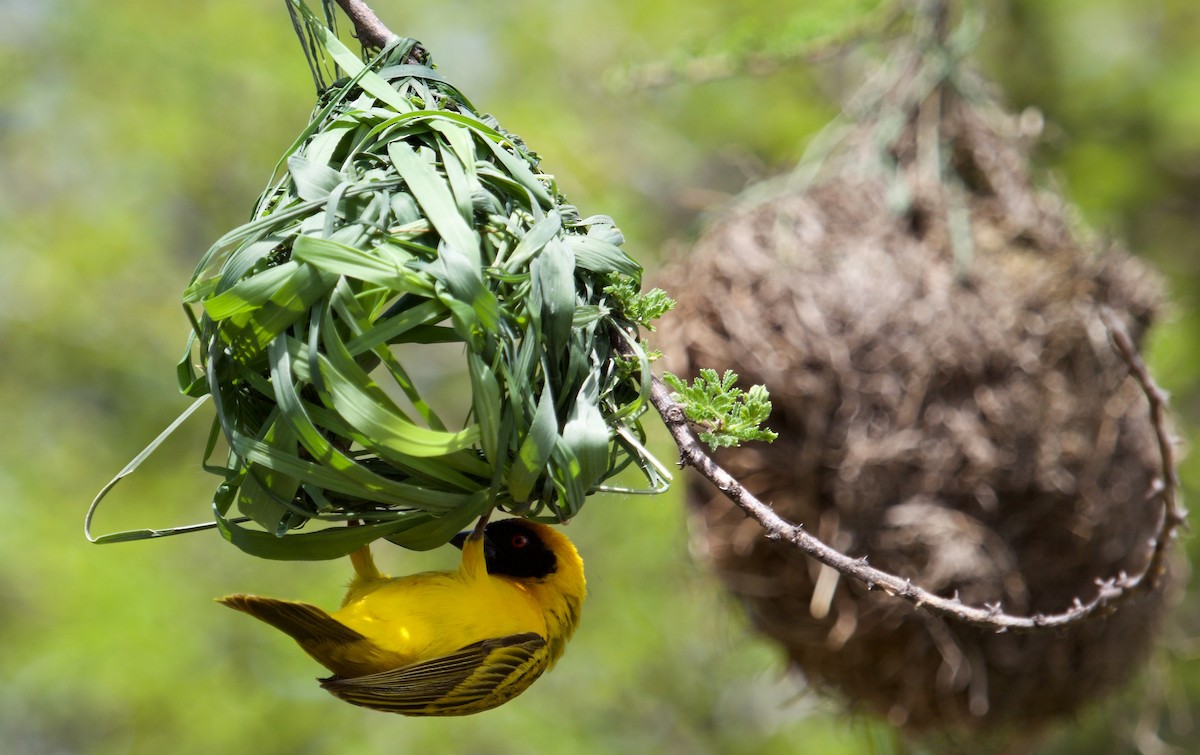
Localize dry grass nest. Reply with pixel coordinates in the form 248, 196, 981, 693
656, 57, 1178, 735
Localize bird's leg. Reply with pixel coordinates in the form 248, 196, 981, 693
349, 545, 383, 581
468, 509, 492, 542
346, 518, 384, 581
457, 510, 493, 582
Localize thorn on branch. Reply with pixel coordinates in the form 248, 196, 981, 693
334, 0, 399, 50
1095, 578, 1121, 601
1145, 478, 1166, 501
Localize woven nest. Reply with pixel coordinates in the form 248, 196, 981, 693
165, 9, 664, 561
657, 50, 1174, 734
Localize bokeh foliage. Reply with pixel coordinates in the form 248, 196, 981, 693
1, 0, 1197, 752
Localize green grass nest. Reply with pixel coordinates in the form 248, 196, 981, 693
144, 19, 664, 559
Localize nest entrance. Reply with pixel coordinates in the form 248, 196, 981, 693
658, 46, 1173, 734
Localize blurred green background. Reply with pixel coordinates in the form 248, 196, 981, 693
2, 0, 1197, 752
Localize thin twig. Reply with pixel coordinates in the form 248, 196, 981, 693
1100, 307, 1187, 586
618, 327, 1180, 633
333, 0, 398, 50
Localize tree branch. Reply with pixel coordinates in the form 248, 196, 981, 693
1099, 307, 1187, 587
621, 314, 1181, 632
333, 0, 398, 50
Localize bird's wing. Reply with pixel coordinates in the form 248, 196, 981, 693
319, 632, 549, 716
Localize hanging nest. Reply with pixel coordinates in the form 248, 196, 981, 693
656, 40, 1178, 734
154, 3, 666, 560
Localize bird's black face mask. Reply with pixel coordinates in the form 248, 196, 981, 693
452, 520, 557, 579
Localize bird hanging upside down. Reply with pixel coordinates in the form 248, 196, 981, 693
220, 517, 586, 716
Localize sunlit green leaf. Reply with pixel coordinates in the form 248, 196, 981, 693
508, 387, 558, 503
389, 140, 479, 260
288, 154, 345, 201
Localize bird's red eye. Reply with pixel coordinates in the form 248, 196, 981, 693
511, 534, 529, 548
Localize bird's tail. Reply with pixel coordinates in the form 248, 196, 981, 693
219, 594, 410, 678
219, 594, 368, 645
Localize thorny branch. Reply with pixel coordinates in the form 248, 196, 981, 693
1100, 307, 1187, 587
330, 0, 1183, 634
619, 312, 1182, 633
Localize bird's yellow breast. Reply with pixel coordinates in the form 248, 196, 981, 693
331, 567, 548, 669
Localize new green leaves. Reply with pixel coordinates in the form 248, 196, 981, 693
662, 369, 778, 450
603, 279, 675, 331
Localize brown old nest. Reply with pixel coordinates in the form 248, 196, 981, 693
656, 46, 1177, 735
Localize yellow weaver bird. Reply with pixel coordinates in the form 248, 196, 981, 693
220, 517, 585, 716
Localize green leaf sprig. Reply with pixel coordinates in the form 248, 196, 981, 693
662, 369, 778, 450
603, 279, 675, 331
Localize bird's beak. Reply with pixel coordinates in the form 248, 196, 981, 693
451, 529, 496, 560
